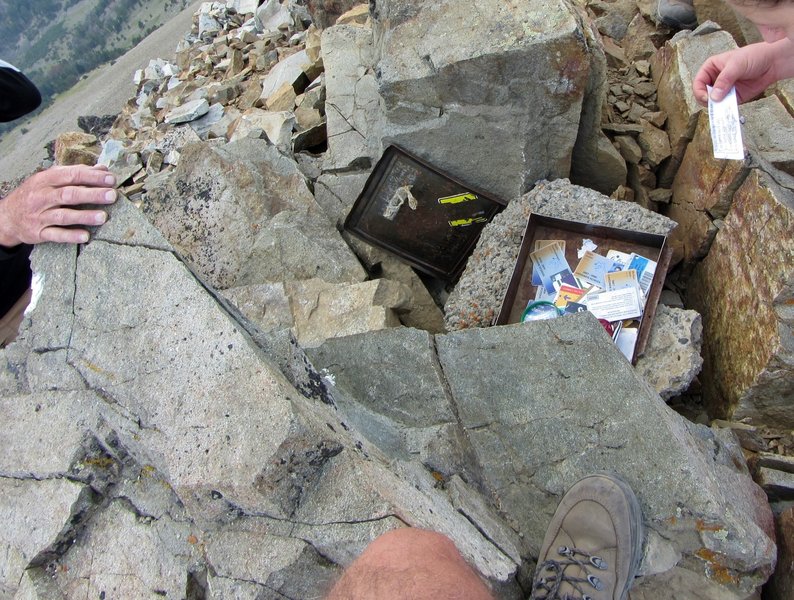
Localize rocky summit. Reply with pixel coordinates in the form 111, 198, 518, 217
2, 0, 794, 598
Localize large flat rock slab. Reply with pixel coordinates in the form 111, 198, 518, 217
143, 138, 367, 289
436, 313, 775, 598
690, 169, 794, 427
1, 197, 520, 596
325, 0, 599, 201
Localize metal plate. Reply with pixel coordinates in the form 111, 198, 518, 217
344, 145, 506, 281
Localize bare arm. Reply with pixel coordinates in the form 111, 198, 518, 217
693, 38, 794, 106
0, 165, 117, 247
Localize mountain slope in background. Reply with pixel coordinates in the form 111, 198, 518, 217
0, 0, 189, 122
0, 0, 203, 178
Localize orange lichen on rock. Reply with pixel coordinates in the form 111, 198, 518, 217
695, 548, 740, 586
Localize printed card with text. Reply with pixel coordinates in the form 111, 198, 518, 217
606, 250, 633, 267
574, 250, 623, 289
531, 240, 564, 285
583, 288, 642, 321
627, 254, 657, 295
554, 284, 587, 309
605, 269, 642, 296
530, 242, 572, 294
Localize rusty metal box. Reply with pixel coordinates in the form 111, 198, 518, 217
344, 145, 506, 281
495, 214, 672, 364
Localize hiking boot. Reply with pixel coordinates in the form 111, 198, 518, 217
529, 474, 644, 600
657, 0, 697, 29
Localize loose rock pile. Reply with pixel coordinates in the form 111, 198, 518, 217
2, 0, 793, 598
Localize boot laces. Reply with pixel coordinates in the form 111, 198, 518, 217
530, 546, 608, 600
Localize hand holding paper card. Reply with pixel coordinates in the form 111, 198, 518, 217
707, 85, 744, 160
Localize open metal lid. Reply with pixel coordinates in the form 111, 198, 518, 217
344, 145, 506, 281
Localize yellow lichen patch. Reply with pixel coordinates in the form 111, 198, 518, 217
695, 519, 725, 532
695, 548, 740, 586
83, 456, 115, 469
187, 534, 198, 545
82, 360, 115, 379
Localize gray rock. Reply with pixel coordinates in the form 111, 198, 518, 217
50, 501, 196, 598
93, 194, 173, 251
142, 138, 367, 289
314, 171, 370, 225
344, 235, 447, 333
0, 478, 88, 595
25, 243, 78, 352
306, 327, 455, 429
572, 130, 628, 195
199, 11, 223, 38
285, 278, 411, 348
12, 200, 518, 594
221, 282, 294, 332
436, 313, 776, 596
165, 98, 211, 124
256, 0, 294, 32
97, 139, 143, 184
260, 49, 308, 101
321, 24, 383, 171
636, 305, 703, 400
371, 0, 596, 201
189, 102, 226, 140
444, 178, 676, 330
227, 0, 259, 15
0, 391, 98, 477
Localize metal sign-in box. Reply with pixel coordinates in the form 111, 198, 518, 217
344, 145, 506, 281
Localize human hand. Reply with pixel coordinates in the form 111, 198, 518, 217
693, 39, 794, 106
0, 164, 117, 247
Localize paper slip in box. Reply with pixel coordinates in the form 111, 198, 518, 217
344, 145, 506, 281
495, 214, 671, 364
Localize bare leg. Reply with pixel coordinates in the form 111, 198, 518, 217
326, 528, 494, 600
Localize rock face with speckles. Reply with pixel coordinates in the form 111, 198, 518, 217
366, 0, 601, 202
690, 169, 794, 428
143, 138, 368, 290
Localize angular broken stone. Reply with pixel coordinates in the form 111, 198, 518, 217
436, 313, 775, 597
5, 199, 521, 594
286, 278, 412, 348
321, 23, 382, 171
637, 118, 671, 168
371, 0, 596, 201
228, 107, 296, 148
635, 305, 703, 400
690, 169, 794, 427
54, 131, 100, 166
143, 138, 367, 289
260, 48, 309, 100
164, 98, 211, 124
666, 115, 744, 265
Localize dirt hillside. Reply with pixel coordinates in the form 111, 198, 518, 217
0, 0, 203, 182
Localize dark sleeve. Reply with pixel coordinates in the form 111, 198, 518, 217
0, 63, 41, 123
0, 243, 32, 316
